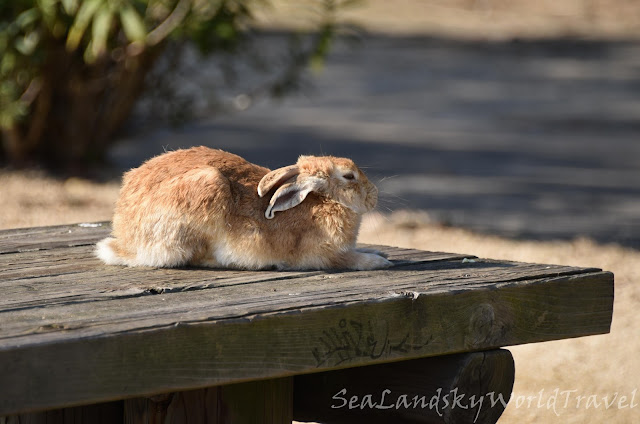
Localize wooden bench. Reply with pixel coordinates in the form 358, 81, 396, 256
0, 223, 614, 423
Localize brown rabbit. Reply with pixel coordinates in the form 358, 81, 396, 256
96, 146, 392, 270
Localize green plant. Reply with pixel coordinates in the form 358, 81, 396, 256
0, 0, 344, 169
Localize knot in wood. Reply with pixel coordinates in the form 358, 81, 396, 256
465, 303, 496, 349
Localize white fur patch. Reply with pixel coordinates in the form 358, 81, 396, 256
95, 237, 127, 266
134, 245, 190, 268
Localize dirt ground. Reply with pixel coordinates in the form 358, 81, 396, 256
262, 0, 640, 40
0, 172, 637, 422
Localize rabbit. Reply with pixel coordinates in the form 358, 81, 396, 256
96, 146, 392, 271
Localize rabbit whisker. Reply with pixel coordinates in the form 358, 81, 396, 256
377, 175, 401, 184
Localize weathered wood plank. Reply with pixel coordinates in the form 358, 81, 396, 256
0, 247, 602, 343
0, 223, 110, 254
0, 224, 614, 416
293, 349, 515, 423
0, 273, 612, 414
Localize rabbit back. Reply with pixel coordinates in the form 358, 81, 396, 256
98, 147, 268, 267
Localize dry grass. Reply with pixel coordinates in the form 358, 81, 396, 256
1, 173, 637, 422
0, 171, 119, 230
259, 0, 640, 40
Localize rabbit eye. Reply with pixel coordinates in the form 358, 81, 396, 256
342, 172, 355, 180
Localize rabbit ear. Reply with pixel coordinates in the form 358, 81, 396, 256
265, 176, 325, 219
258, 165, 299, 198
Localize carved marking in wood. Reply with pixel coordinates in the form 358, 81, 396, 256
312, 317, 434, 367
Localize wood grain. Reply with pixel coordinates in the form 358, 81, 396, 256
294, 349, 515, 423
0, 222, 110, 254
124, 377, 293, 424
0, 224, 614, 416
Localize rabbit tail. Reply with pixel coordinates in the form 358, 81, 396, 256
96, 237, 130, 266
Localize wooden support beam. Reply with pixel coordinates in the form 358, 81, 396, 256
3, 377, 293, 424
2, 401, 123, 424
124, 377, 293, 424
293, 349, 515, 424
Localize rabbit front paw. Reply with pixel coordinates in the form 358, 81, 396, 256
349, 250, 393, 270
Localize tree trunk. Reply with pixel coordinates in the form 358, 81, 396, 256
3, 38, 163, 170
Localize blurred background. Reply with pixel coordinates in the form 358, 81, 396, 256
1, 1, 639, 423
2, 0, 639, 248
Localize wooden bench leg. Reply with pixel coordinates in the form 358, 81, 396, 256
2, 377, 293, 424
293, 349, 515, 424
1, 401, 123, 424
125, 376, 293, 424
